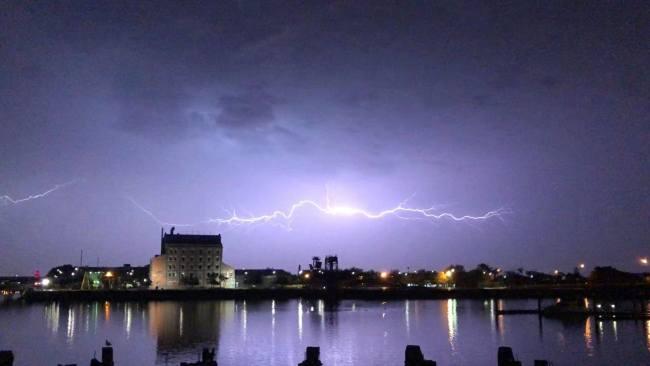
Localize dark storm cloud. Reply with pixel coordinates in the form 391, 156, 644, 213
113, 72, 195, 138
0, 1, 648, 274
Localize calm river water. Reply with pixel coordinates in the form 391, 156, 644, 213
0, 299, 649, 365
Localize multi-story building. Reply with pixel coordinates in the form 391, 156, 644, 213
150, 228, 235, 289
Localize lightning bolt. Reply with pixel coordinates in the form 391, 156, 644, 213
128, 192, 509, 229
1, 179, 80, 206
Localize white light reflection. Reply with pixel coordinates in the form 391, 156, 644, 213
318, 300, 325, 330
488, 299, 495, 337
45, 303, 60, 335
496, 299, 505, 339
271, 300, 276, 336
241, 300, 247, 341
84, 304, 90, 334
125, 304, 132, 339
405, 300, 410, 336
298, 301, 304, 340
66, 307, 75, 344
271, 300, 276, 365
446, 299, 458, 352
179, 306, 184, 337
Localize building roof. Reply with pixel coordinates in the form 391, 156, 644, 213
162, 233, 223, 246
235, 268, 290, 276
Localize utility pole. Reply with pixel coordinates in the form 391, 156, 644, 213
80, 249, 84, 267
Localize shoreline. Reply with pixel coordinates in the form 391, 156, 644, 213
20, 285, 650, 303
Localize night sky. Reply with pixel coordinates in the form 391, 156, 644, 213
1, 1, 648, 275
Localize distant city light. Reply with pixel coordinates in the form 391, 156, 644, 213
553, 269, 559, 275
41, 278, 51, 287
579, 263, 585, 269
641, 258, 648, 265
105, 271, 113, 278
304, 273, 310, 279
380, 271, 389, 279
444, 270, 453, 278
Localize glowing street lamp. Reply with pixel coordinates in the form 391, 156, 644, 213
579, 263, 585, 269
641, 258, 648, 265
380, 271, 389, 279
304, 273, 310, 279
105, 271, 113, 278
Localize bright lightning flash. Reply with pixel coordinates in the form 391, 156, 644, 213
1, 179, 80, 206
129, 193, 509, 229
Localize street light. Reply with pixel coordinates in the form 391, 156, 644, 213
579, 263, 585, 269
380, 271, 389, 279
641, 258, 648, 265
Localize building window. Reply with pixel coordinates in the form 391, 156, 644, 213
198, 265, 202, 270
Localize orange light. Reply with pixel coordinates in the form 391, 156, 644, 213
380, 271, 389, 279
105, 271, 113, 278
304, 273, 310, 279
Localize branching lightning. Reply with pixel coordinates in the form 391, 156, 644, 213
1, 179, 80, 206
128, 192, 509, 229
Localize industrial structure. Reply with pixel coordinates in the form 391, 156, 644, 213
150, 228, 235, 289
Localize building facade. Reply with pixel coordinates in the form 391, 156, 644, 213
150, 228, 235, 289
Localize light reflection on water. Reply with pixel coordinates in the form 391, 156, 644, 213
1, 299, 650, 365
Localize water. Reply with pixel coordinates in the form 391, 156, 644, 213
0, 299, 649, 365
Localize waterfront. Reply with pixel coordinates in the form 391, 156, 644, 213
0, 299, 649, 365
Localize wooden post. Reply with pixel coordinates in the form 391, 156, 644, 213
0, 351, 14, 366
101, 346, 114, 366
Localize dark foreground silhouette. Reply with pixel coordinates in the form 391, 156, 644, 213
0, 344, 551, 366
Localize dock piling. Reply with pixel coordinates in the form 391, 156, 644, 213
404, 345, 436, 366
298, 346, 322, 366
0, 351, 13, 366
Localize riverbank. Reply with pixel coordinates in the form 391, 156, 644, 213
21, 285, 650, 302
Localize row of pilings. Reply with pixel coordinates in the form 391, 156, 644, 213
0, 345, 551, 366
